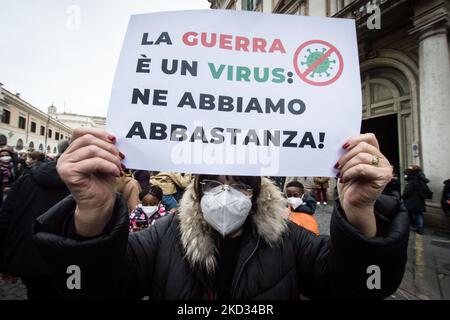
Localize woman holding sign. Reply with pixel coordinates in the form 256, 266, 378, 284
32, 128, 408, 299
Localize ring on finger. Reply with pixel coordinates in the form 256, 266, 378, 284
371, 156, 380, 166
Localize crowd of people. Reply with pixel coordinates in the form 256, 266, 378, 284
0, 129, 447, 300
0, 147, 50, 207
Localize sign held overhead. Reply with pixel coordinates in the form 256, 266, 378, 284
107, 10, 362, 176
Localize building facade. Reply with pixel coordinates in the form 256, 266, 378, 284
48, 105, 106, 130
0, 83, 73, 155
209, 0, 450, 226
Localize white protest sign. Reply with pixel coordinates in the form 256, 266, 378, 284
107, 10, 362, 177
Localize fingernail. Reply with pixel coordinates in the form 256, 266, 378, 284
336, 171, 340, 178
120, 171, 124, 177
338, 178, 343, 183
107, 135, 116, 143
121, 163, 126, 170
119, 152, 125, 159
342, 143, 350, 150
334, 162, 340, 169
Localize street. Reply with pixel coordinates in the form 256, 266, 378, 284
2, 203, 449, 300
315, 203, 450, 300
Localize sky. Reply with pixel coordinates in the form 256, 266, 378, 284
0, 0, 211, 116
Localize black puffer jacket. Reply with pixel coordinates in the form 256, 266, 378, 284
0, 160, 69, 298
403, 171, 432, 212
32, 178, 409, 299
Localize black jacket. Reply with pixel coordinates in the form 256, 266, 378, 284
0, 161, 69, 287
292, 195, 317, 215
402, 171, 432, 212
32, 178, 409, 300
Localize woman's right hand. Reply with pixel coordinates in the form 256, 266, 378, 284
57, 128, 124, 237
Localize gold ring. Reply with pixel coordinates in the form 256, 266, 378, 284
371, 156, 380, 166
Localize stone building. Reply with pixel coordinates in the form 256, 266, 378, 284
48, 105, 106, 130
0, 83, 72, 155
208, 0, 450, 227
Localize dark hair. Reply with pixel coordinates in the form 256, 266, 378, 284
139, 185, 163, 201
57, 140, 70, 155
194, 175, 261, 204
0, 147, 13, 156
28, 151, 45, 161
285, 181, 304, 191
404, 165, 422, 175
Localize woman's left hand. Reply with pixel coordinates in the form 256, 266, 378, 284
336, 133, 393, 237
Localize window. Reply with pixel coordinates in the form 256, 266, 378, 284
55, 132, 60, 140
243, 0, 262, 11
1, 109, 10, 124
30, 121, 37, 133
16, 139, 24, 150
29, 141, 34, 150
40, 126, 45, 136
38, 143, 43, 151
53, 147, 57, 154
18, 116, 26, 129
48, 129, 52, 138
0, 134, 7, 146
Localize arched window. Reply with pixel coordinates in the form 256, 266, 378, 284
47, 145, 51, 152
38, 143, 44, 151
16, 139, 24, 151
28, 141, 34, 151
53, 147, 57, 154
0, 134, 7, 147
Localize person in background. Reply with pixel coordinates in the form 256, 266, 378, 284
402, 165, 432, 235
441, 179, 450, 215
442, 179, 450, 216
116, 174, 141, 213
0, 140, 70, 299
129, 185, 168, 232
0, 147, 22, 207
267, 176, 286, 190
313, 177, 330, 205
150, 172, 192, 211
285, 181, 319, 235
133, 170, 151, 191
382, 166, 401, 199
25, 151, 46, 169
18, 151, 28, 161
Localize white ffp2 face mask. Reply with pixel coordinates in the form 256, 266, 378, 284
200, 186, 252, 237
288, 197, 303, 210
141, 206, 158, 217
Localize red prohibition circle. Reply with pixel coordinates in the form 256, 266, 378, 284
293, 39, 344, 86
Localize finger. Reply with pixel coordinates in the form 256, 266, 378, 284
65, 133, 124, 160
342, 133, 379, 150
68, 145, 124, 171
337, 141, 383, 169
340, 163, 393, 186
339, 152, 390, 177
70, 127, 116, 144
71, 157, 121, 177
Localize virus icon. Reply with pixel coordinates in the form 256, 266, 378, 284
301, 48, 336, 77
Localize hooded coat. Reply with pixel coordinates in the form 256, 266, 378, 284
32, 178, 409, 300
402, 171, 432, 212
0, 160, 69, 298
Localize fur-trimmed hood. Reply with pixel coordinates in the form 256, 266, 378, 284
178, 177, 289, 274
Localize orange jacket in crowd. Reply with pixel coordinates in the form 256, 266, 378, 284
288, 206, 320, 236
